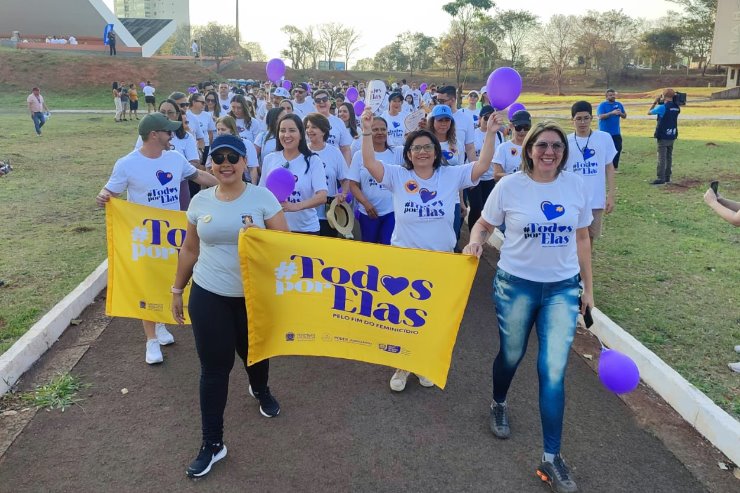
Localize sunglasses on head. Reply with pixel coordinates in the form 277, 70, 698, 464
515, 125, 531, 132
212, 153, 240, 165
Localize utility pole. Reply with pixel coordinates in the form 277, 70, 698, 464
235, 0, 240, 45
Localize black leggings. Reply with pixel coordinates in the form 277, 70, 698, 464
467, 178, 495, 233
189, 282, 269, 443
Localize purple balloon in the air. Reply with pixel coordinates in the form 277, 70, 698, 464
346, 86, 359, 103
353, 100, 365, 116
282, 79, 292, 91
265, 58, 286, 83
265, 167, 295, 203
139, 82, 146, 88
507, 102, 526, 121
419, 83, 427, 93
598, 349, 640, 394
486, 67, 522, 110
306, 83, 312, 94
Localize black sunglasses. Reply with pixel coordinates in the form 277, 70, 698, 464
514, 125, 531, 132
179, 102, 190, 108
205, 98, 216, 103
314, 96, 329, 103
212, 153, 240, 165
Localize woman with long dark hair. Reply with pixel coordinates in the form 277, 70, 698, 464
205, 90, 220, 120
337, 102, 361, 156
229, 94, 264, 143
259, 114, 328, 234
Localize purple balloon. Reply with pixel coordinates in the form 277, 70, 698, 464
139, 82, 146, 88
265, 58, 286, 83
346, 86, 359, 103
282, 79, 292, 91
419, 83, 427, 93
338, 187, 353, 203
306, 83, 312, 94
507, 102, 526, 121
353, 100, 365, 116
188, 86, 198, 94
598, 349, 640, 394
265, 167, 295, 202
487, 67, 523, 110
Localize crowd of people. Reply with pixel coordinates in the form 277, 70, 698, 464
88, 75, 706, 490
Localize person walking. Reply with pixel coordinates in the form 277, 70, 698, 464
128, 83, 140, 120
119, 82, 130, 121
113, 82, 123, 123
172, 134, 289, 478
597, 89, 626, 171
27, 87, 50, 136
107, 28, 117, 56
143, 81, 156, 113
648, 88, 680, 185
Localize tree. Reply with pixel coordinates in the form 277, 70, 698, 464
442, 0, 495, 89
668, 0, 717, 74
494, 10, 538, 68
397, 32, 437, 77
304, 26, 322, 70
281, 25, 308, 69
319, 23, 344, 64
338, 27, 361, 70
194, 22, 240, 72
639, 26, 683, 73
373, 41, 407, 71
242, 41, 266, 62
580, 10, 639, 88
157, 24, 191, 56
353, 58, 374, 71
538, 15, 578, 95
472, 14, 503, 73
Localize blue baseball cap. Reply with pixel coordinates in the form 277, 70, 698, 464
430, 104, 453, 119
209, 134, 246, 157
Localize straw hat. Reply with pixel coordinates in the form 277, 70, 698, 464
327, 198, 354, 239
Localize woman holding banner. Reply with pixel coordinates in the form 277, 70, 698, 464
463, 121, 592, 493
360, 107, 503, 392
172, 134, 289, 479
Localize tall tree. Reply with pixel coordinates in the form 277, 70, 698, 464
580, 10, 639, 88
353, 58, 374, 71
397, 32, 437, 77
442, 0, 495, 89
494, 10, 538, 68
538, 15, 579, 95
669, 0, 717, 74
304, 26, 322, 70
281, 25, 308, 69
373, 41, 407, 71
639, 26, 683, 73
194, 22, 240, 72
319, 23, 345, 65
241, 41, 266, 62
338, 27, 362, 71
157, 24, 191, 56
472, 14, 503, 73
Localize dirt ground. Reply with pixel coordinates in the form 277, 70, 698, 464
0, 248, 738, 492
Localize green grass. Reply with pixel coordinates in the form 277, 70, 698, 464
22, 373, 89, 412
0, 110, 738, 418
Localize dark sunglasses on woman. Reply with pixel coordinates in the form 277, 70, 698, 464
212, 153, 240, 165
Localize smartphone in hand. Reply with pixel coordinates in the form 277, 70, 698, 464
710, 181, 719, 195
579, 297, 594, 328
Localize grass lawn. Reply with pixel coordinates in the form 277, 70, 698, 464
0, 111, 738, 417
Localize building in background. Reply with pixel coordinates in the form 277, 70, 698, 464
711, 0, 740, 95
114, 0, 189, 29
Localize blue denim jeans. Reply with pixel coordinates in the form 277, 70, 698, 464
492, 268, 581, 454
31, 112, 46, 135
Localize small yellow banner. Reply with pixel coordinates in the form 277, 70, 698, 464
105, 198, 190, 324
239, 229, 478, 388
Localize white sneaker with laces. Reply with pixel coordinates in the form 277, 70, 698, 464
146, 339, 163, 364
390, 369, 410, 392
155, 323, 175, 345
729, 362, 740, 373
417, 375, 434, 387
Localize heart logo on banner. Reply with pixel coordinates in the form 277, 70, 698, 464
541, 201, 565, 220
419, 188, 437, 203
156, 170, 173, 185
381, 275, 409, 296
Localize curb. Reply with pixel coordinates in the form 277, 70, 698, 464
484, 233, 739, 465
0, 260, 108, 396
590, 308, 740, 466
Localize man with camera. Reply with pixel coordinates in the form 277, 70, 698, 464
648, 88, 680, 185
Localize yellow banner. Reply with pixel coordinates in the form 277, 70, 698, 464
105, 198, 190, 324
239, 229, 478, 388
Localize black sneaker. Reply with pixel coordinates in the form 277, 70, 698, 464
536, 454, 578, 493
249, 385, 280, 417
650, 179, 665, 185
186, 441, 227, 478
489, 401, 511, 439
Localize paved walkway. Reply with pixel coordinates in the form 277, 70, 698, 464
0, 249, 722, 492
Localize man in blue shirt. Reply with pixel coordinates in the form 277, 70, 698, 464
648, 88, 680, 185
597, 89, 626, 170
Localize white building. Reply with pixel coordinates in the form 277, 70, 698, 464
114, 0, 189, 29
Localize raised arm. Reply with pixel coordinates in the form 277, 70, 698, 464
472, 112, 504, 182
360, 109, 384, 183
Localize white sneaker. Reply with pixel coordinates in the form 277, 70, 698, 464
418, 375, 434, 388
146, 339, 163, 364
390, 369, 410, 392
729, 362, 740, 373
734, 345, 740, 354
155, 323, 175, 345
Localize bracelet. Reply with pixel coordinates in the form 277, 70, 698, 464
362, 132, 372, 136
171, 286, 184, 294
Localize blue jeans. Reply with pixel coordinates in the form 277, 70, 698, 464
492, 268, 581, 454
31, 112, 46, 135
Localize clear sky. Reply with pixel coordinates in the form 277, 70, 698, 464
104, 0, 677, 63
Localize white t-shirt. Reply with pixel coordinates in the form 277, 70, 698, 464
439, 128, 467, 167
292, 99, 315, 118
255, 132, 277, 164
410, 90, 422, 108
564, 130, 616, 210
135, 133, 199, 163
260, 152, 328, 232
105, 149, 197, 210
422, 92, 433, 105
326, 114, 352, 150
482, 171, 592, 282
493, 140, 523, 176
187, 185, 282, 297
453, 109, 476, 152
473, 129, 503, 181
311, 145, 347, 220
187, 110, 216, 146
380, 162, 478, 252
380, 111, 407, 147
348, 148, 401, 216
142, 85, 155, 97
235, 117, 265, 143
218, 95, 233, 114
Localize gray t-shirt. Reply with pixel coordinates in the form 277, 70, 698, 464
186, 185, 282, 297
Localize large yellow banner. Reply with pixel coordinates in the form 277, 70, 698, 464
239, 229, 479, 388
105, 198, 190, 324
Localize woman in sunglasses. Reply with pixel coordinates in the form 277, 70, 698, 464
493, 110, 531, 181
205, 116, 259, 184
204, 91, 221, 120
360, 107, 503, 392
259, 114, 328, 234
172, 134, 289, 479
464, 122, 592, 493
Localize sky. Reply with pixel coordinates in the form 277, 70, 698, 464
104, 0, 677, 62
